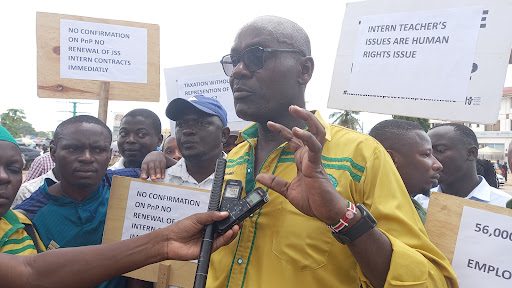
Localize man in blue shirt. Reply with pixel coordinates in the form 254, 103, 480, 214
16, 115, 141, 288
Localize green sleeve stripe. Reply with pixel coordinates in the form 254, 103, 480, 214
3, 235, 32, 246
3, 244, 37, 255
322, 163, 362, 182
281, 152, 365, 173
276, 159, 363, 182
321, 156, 365, 173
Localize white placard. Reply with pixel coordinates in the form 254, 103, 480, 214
349, 7, 480, 103
60, 19, 147, 83
176, 74, 241, 123
329, 0, 512, 124
165, 63, 251, 135
121, 181, 210, 240
452, 206, 512, 286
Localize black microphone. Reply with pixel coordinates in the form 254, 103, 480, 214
193, 157, 226, 288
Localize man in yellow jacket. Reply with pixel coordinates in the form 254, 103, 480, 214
207, 15, 458, 288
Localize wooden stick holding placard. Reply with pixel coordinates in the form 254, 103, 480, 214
157, 262, 172, 288
98, 82, 110, 123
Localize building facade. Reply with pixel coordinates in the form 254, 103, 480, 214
467, 88, 512, 162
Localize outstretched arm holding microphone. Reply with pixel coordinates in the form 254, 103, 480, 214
1, 211, 239, 288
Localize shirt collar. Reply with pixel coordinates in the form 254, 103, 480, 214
167, 152, 227, 184
168, 158, 196, 184
465, 175, 491, 202
237, 110, 332, 143
431, 176, 492, 202
45, 169, 58, 183
0, 210, 25, 247
43, 180, 104, 205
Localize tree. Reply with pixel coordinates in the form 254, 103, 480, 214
329, 110, 361, 131
1, 109, 27, 137
1, 109, 40, 138
392, 115, 430, 132
1, 108, 25, 125
18, 121, 37, 136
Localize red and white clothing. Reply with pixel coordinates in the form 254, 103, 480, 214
24, 152, 55, 182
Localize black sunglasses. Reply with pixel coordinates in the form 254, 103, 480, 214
220, 46, 306, 77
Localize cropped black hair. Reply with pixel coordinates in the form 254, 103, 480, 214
430, 123, 478, 147
369, 119, 423, 151
54, 115, 112, 146
122, 109, 161, 136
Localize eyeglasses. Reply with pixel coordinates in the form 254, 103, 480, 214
220, 46, 306, 77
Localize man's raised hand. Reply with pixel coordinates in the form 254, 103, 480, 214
255, 106, 345, 225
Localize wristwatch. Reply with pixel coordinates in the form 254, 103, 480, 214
332, 204, 377, 245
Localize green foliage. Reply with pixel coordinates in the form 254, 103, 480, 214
1, 108, 25, 124
392, 115, 430, 132
1, 109, 43, 138
18, 121, 37, 136
1, 109, 27, 138
329, 110, 361, 132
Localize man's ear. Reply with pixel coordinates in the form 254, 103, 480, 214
298, 56, 314, 85
386, 150, 399, 167
157, 134, 163, 147
467, 146, 478, 161
221, 127, 231, 144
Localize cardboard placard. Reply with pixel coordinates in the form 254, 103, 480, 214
37, 12, 159, 102
425, 192, 512, 286
103, 176, 210, 287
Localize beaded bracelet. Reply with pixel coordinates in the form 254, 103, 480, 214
327, 200, 358, 233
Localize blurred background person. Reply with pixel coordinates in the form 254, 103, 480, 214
162, 135, 182, 161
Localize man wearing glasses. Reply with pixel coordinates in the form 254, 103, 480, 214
207, 16, 458, 288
